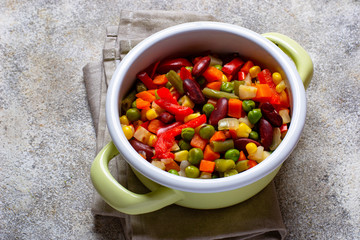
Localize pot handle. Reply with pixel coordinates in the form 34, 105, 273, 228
262, 33, 313, 89
91, 141, 183, 215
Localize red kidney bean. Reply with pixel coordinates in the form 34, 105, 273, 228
192, 56, 211, 77
183, 78, 206, 104
156, 58, 192, 74
260, 102, 283, 127
158, 112, 174, 124
234, 138, 261, 155
259, 119, 273, 150
129, 139, 154, 161
209, 98, 228, 126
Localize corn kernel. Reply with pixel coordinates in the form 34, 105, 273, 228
249, 66, 261, 78
174, 150, 189, 162
122, 125, 134, 140
221, 74, 228, 82
272, 72, 282, 85
236, 122, 252, 138
146, 108, 158, 120
148, 134, 158, 147
276, 81, 286, 93
120, 115, 130, 125
246, 142, 258, 154
184, 112, 201, 123
178, 95, 195, 108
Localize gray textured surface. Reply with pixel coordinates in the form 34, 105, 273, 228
0, 1, 359, 239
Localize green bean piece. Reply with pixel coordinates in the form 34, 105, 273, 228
166, 70, 184, 94
248, 108, 262, 124
199, 125, 215, 140
188, 148, 203, 165
185, 165, 200, 178
224, 169, 238, 177
168, 169, 179, 175
235, 160, 250, 172
224, 149, 240, 162
213, 64, 222, 71
179, 140, 192, 150
202, 103, 215, 118
211, 139, 234, 153
165, 81, 173, 89
233, 80, 245, 96
242, 100, 255, 112
249, 131, 259, 141
220, 82, 234, 93
202, 87, 239, 100
121, 90, 137, 113
214, 159, 235, 172
181, 128, 195, 142
126, 108, 141, 122
136, 82, 147, 93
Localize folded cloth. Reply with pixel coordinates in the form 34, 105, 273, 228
83, 9, 287, 240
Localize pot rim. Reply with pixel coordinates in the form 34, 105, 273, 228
106, 21, 306, 193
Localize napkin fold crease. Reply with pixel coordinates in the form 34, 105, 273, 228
83, 9, 287, 240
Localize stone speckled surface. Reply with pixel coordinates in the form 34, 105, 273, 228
1, 1, 359, 239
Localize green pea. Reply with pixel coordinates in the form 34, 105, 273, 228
249, 131, 259, 141
181, 128, 195, 142
126, 108, 141, 122
188, 148, 203, 165
214, 64, 222, 71
199, 125, 215, 140
165, 81, 172, 89
224, 149, 240, 162
168, 169, 179, 175
179, 140, 191, 150
136, 82, 147, 93
196, 76, 206, 86
185, 165, 200, 178
220, 82, 234, 93
202, 103, 215, 117
224, 169, 238, 177
248, 108, 262, 124
214, 159, 235, 172
131, 100, 137, 108
242, 100, 255, 112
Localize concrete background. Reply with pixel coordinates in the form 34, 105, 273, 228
1, 0, 359, 239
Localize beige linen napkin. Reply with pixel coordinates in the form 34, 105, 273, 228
84, 10, 287, 240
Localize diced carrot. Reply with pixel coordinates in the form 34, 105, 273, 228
136, 91, 156, 102
248, 160, 257, 169
147, 89, 157, 96
190, 134, 208, 150
206, 81, 222, 90
164, 159, 180, 171
148, 119, 165, 134
252, 84, 273, 102
209, 131, 226, 142
202, 66, 223, 82
203, 144, 220, 161
228, 98, 243, 118
238, 151, 247, 161
153, 74, 168, 85
199, 160, 216, 173
135, 98, 151, 109
277, 90, 290, 108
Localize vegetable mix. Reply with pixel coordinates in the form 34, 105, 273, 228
120, 53, 291, 179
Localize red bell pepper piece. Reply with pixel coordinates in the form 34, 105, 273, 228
156, 87, 178, 104
155, 99, 193, 119
136, 71, 157, 90
156, 122, 182, 136
143, 60, 160, 79
240, 60, 254, 74
179, 67, 194, 81
153, 115, 207, 159
238, 71, 247, 81
222, 57, 244, 76
156, 58, 192, 74
257, 69, 281, 105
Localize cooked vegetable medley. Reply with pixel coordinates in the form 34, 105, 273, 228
120, 53, 291, 179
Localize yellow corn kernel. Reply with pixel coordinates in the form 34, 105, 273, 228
184, 112, 201, 123
249, 66, 261, 78
236, 122, 252, 138
276, 81, 286, 93
120, 115, 129, 125
174, 150, 189, 162
272, 72, 282, 85
148, 134, 158, 147
178, 95, 195, 109
146, 108, 158, 120
221, 74, 228, 82
246, 142, 258, 154
122, 125, 134, 140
